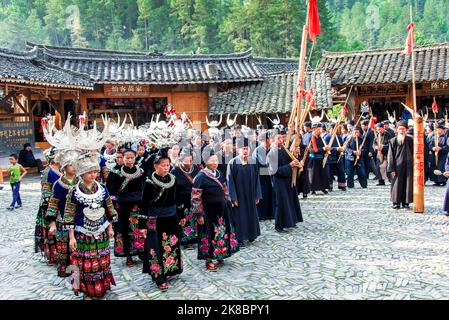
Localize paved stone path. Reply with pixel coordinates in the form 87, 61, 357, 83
1, 175, 449, 300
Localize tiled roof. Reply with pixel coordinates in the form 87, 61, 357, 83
209, 70, 333, 115
253, 57, 298, 75
27, 42, 263, 84
0, 47, 93, 89
318, 43, 449, 85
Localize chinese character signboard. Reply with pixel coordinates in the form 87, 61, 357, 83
104, 84, 150, 97
423, 80, 449, 94
0, 121, 35, 156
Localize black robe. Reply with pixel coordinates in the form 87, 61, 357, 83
429, 134, 449, 184
267, 146, 303, 230
253, 145, 275, 220
106, 165, 146, 257
139, 173, 182, 285
387, 135, 414, 204
307, 134, 330, 192
171, 164, 200, 245
226, 156, 262, 242
191, 170, 240, 260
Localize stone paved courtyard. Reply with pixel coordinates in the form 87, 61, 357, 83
1, 174, 449, 300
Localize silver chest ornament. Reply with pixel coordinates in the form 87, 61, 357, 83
75, 182, 107, 237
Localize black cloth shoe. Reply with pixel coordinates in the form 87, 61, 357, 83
322, 190, 328, 194
402, 204, 410, 209
392, 204, 400, 209
303, 194, 308, 199
376, 180, 386, 186
311, 191, 316, 195
275, 228, 287, 233
340, 187, 347, 191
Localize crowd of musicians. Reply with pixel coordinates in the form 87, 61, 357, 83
31, 110, 449, 299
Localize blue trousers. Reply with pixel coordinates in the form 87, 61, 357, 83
10, 182, 22, 207
346, 159, 367, 188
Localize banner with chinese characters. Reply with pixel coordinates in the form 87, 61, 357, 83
422, 80, 449, 94
103, 84, 150, 97
0, 121, 35, 156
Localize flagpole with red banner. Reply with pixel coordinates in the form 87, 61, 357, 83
286, 0, 321, 186
404, 5, 425, 213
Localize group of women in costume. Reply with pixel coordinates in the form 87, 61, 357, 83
34, 132, 241, 299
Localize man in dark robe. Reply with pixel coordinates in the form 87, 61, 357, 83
324, 123, 346, 191
374, 122, 394, 185
361, 120, 381, 181
307, 122, 331, 194
252, 133, 275, 220
267, 129, 303, 233
345, 127, 368, 189
387, 120, 414, 209
383, 121, 395, 138
227, 138, 262, 246
429, 122, 449, 186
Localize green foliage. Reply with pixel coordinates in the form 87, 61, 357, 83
0, 0, 447, 59
327, 104, 343, 120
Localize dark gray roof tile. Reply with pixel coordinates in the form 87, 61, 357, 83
0, 47, 93, 89
209, 71, 333, 115
319, 43, 449, 85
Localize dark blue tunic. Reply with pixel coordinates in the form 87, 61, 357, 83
253, 145, 275, 220
267, 146, 303, 230
226, 156, 262, 242
429, 134, 449, 184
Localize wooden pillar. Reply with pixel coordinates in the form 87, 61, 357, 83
413, 115, 425, 213
59, 92, 65, 125
26, 89, 33, 121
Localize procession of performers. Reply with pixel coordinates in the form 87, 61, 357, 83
31, 105, 449, 299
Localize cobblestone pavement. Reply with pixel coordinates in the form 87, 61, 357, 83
1, 174, 449, 300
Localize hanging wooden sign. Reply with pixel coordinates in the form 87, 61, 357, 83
103, 84, 150, 97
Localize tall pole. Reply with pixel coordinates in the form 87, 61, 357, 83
410, 5, 425, 213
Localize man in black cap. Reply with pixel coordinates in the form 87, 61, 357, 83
374, 122, 394, 185
302, 121, 313, 147
361, 119, 380, 181
383, 120, 395, 140
387, 120, 413, 209
324, 123, 346, 191
429, 121, 449, 186
308, 122, 331, 194
18, 143, 44, 172
227, 137, 262, 246
267, 128, 303, 232
345, 127, 368, 189
252, 132, 275, 220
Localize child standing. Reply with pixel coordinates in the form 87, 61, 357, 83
7, 154, 27, 211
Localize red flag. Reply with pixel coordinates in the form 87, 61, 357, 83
307, 0, 321, 42
306, 89, 316, 109
340, 104, 348, 117
432, 97, 438, 114
369, 117, 377, 130
404, 22, 414, 55
41, 118, 46, 128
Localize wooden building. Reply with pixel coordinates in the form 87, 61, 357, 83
318, 43, 449, 120
2, 42, 334, 152
0, 46, 93, 162
26, 42, 267, 132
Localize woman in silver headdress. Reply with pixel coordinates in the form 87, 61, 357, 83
34, 147, 62, 265
63, 152, 117, 299
106, 149, 146, 266
46, 150, 80, 277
